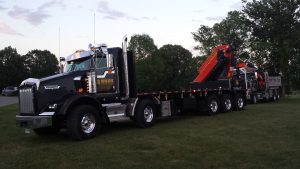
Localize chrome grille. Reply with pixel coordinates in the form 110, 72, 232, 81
19, 87, 35, 114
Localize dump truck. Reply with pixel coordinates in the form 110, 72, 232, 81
236, 62, 282, 103
16, 41, 247, 140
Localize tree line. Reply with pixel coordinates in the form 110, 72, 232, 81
0, 46, 59, 90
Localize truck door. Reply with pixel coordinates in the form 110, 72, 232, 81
94, 54, 116, 93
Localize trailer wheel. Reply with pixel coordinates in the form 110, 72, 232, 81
264, 92, 270, 102
134, 99, 157, 128
33, 126, 60, 136
250, 94, 257, 104
206, 95, 220, 115
276, 93, 280, 100
220, 94, 232, 113
271, 92, 277, 101
67, 105, 101, 140
234, 94, 245, 111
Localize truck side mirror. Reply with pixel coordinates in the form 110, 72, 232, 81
60, 57, 65, 62
59, 57, 66, 73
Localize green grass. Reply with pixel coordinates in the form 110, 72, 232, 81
1, 96, 300, 169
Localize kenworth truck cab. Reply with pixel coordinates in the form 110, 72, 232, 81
16, 41, 247, 140
16, 39, 141, 140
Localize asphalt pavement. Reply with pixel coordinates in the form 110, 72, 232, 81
0, 96, 18, 107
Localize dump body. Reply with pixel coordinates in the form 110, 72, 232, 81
267, 76, 282, 88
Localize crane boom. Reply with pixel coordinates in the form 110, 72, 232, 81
193, 44, 234, 83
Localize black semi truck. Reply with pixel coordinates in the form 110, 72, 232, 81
16, 40, 247, 140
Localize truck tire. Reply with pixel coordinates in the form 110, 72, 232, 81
276, 93, 280, 100
206, 95, 220, 115
271, 92, 277, 101
250, 94, 257, 104
233, 94, 245, 111
220, 94, 232, 113
67, 105, 101, 140
134, 99, 157, 128
264, 92, 270, 102
33, 126, 60, 136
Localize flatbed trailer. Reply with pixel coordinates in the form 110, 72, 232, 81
136, 78, 246, 115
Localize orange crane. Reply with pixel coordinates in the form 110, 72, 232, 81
193, 44, 235, 82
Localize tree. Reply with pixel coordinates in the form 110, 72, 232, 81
154, 45, 195, 90
243, 0, 300, 93
192, 25, 218, 55
24, 50, 59, 78
192, 11, 250, 59
135, 54, 164, 91
0, 46, 27, 89
134, 44, 196, 91
213, 11, 251, 59
128, 34, 158, 60
128, 34, 160, 91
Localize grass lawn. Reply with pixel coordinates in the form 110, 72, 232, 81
1, 96, 300, 169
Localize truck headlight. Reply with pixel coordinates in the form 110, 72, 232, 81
49, 104, 57, 110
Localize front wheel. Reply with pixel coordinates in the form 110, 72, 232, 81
134, 99, 157, 128
67, 105, 101, 140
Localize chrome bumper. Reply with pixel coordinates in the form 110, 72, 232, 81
16, 115, 52, 129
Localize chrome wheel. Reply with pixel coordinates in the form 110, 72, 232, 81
265, 93, 269, 101
224, 98, 232, 110
210, 100, 218, 113
237, 98, 244, 109
135, 99, 157, 128
253, 95, 257, 103
272, 92, 277, 101
144, 106, 154, 123
81, 113, 96, 134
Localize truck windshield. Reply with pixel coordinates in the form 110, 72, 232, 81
64, 58, 91, 72
64, 57, 107, 73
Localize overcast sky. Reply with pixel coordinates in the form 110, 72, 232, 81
0, 0, 242, 58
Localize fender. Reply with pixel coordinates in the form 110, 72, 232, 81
58, 94, 102, 116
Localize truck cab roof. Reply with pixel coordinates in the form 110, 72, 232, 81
65, 50, 92, 62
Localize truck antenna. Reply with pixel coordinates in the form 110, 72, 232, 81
59, 26, 61, 59
94, 12, 96, 45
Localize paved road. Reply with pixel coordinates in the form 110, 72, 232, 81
0, 96, 18, 107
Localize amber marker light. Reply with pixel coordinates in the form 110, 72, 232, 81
108, 68, 113, 74
77, 88, 83, 93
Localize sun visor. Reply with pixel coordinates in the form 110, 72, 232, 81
65, 50, 94, 62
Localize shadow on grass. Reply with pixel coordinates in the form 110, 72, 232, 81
22, 112, 210, 143
11, 98, 288, 143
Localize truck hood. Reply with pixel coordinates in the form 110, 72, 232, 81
21, 71, 86, 90
20, 71, 88, 115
